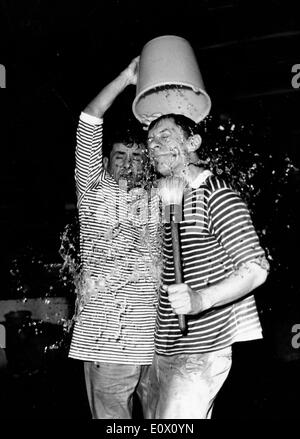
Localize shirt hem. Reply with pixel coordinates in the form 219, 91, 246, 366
155, 330, 263, 355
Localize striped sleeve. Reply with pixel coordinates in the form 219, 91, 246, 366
207, 176, 265, 267
75, 116, 104, 207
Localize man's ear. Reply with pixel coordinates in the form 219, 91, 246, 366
187, 134, 202, 152
103, 156, 109, 170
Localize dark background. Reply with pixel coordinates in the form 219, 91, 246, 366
0, 0, 300, 419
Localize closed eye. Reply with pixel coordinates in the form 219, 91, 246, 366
114, 152, 126, 159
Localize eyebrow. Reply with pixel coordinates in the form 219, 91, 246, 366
148, 129, 170, 141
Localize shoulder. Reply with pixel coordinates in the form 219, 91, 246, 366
204, 174, 232, 193
204, 175, 246, 211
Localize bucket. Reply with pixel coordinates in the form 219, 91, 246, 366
132, 35, 211, 124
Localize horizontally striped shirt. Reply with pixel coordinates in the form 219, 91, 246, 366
156, 173, 265, 355
68, 113, 160, 364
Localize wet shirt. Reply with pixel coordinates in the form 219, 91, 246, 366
69, 113, 160, 365
155, 173, 266, 355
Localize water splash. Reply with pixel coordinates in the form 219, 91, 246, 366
197, 114, 299, 276
7, 113, 298, 350
58, 175, 164, 345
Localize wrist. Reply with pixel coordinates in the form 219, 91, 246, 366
118, 69, 132, 88
198, 289, 213, 312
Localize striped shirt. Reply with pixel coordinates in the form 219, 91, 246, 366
155, 173, 265, 355
68, 114, 160, 365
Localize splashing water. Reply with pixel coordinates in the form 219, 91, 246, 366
7, 113, 297, 350
58, 158, 164, 344
58, 217, 85, 327
145, 112, 298, 275
197, 114, 299, 274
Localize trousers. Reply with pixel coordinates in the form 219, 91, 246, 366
148, 347, 232, 419
84, 361, 152, 419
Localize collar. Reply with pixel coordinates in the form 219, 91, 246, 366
190, 170, 213, 189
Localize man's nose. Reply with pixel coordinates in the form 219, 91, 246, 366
123, 156, 131, 168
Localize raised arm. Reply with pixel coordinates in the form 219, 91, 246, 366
84, 56, 139, 118
75, 57, 139, 206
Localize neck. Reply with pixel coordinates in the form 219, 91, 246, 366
180, 164, 205, 187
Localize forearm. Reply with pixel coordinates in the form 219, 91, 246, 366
84, 70, 131, 118
200, 259, 269, 312
84, 56, 139, 118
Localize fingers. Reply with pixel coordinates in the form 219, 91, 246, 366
130, 57, 140, 74
163, 283, 189, 312
163, 283, 200, 315
124, 56, 140, 85
163, 283, 186, 294
171, 305, 187, 315
141, 113, 162, 128
128, 56, 139, 69
168, 291, 190, 315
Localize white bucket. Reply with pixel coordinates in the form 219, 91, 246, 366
132, 35, 211, 124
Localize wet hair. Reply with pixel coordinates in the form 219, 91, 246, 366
103, 119, 146, 159
148, 113, 200, 139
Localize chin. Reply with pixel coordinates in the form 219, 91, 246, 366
155, 164, 171, 177
159, 170, 172, 177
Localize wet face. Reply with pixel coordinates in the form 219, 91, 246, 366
147, 118, 190, 177
109, 142, 144, 184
